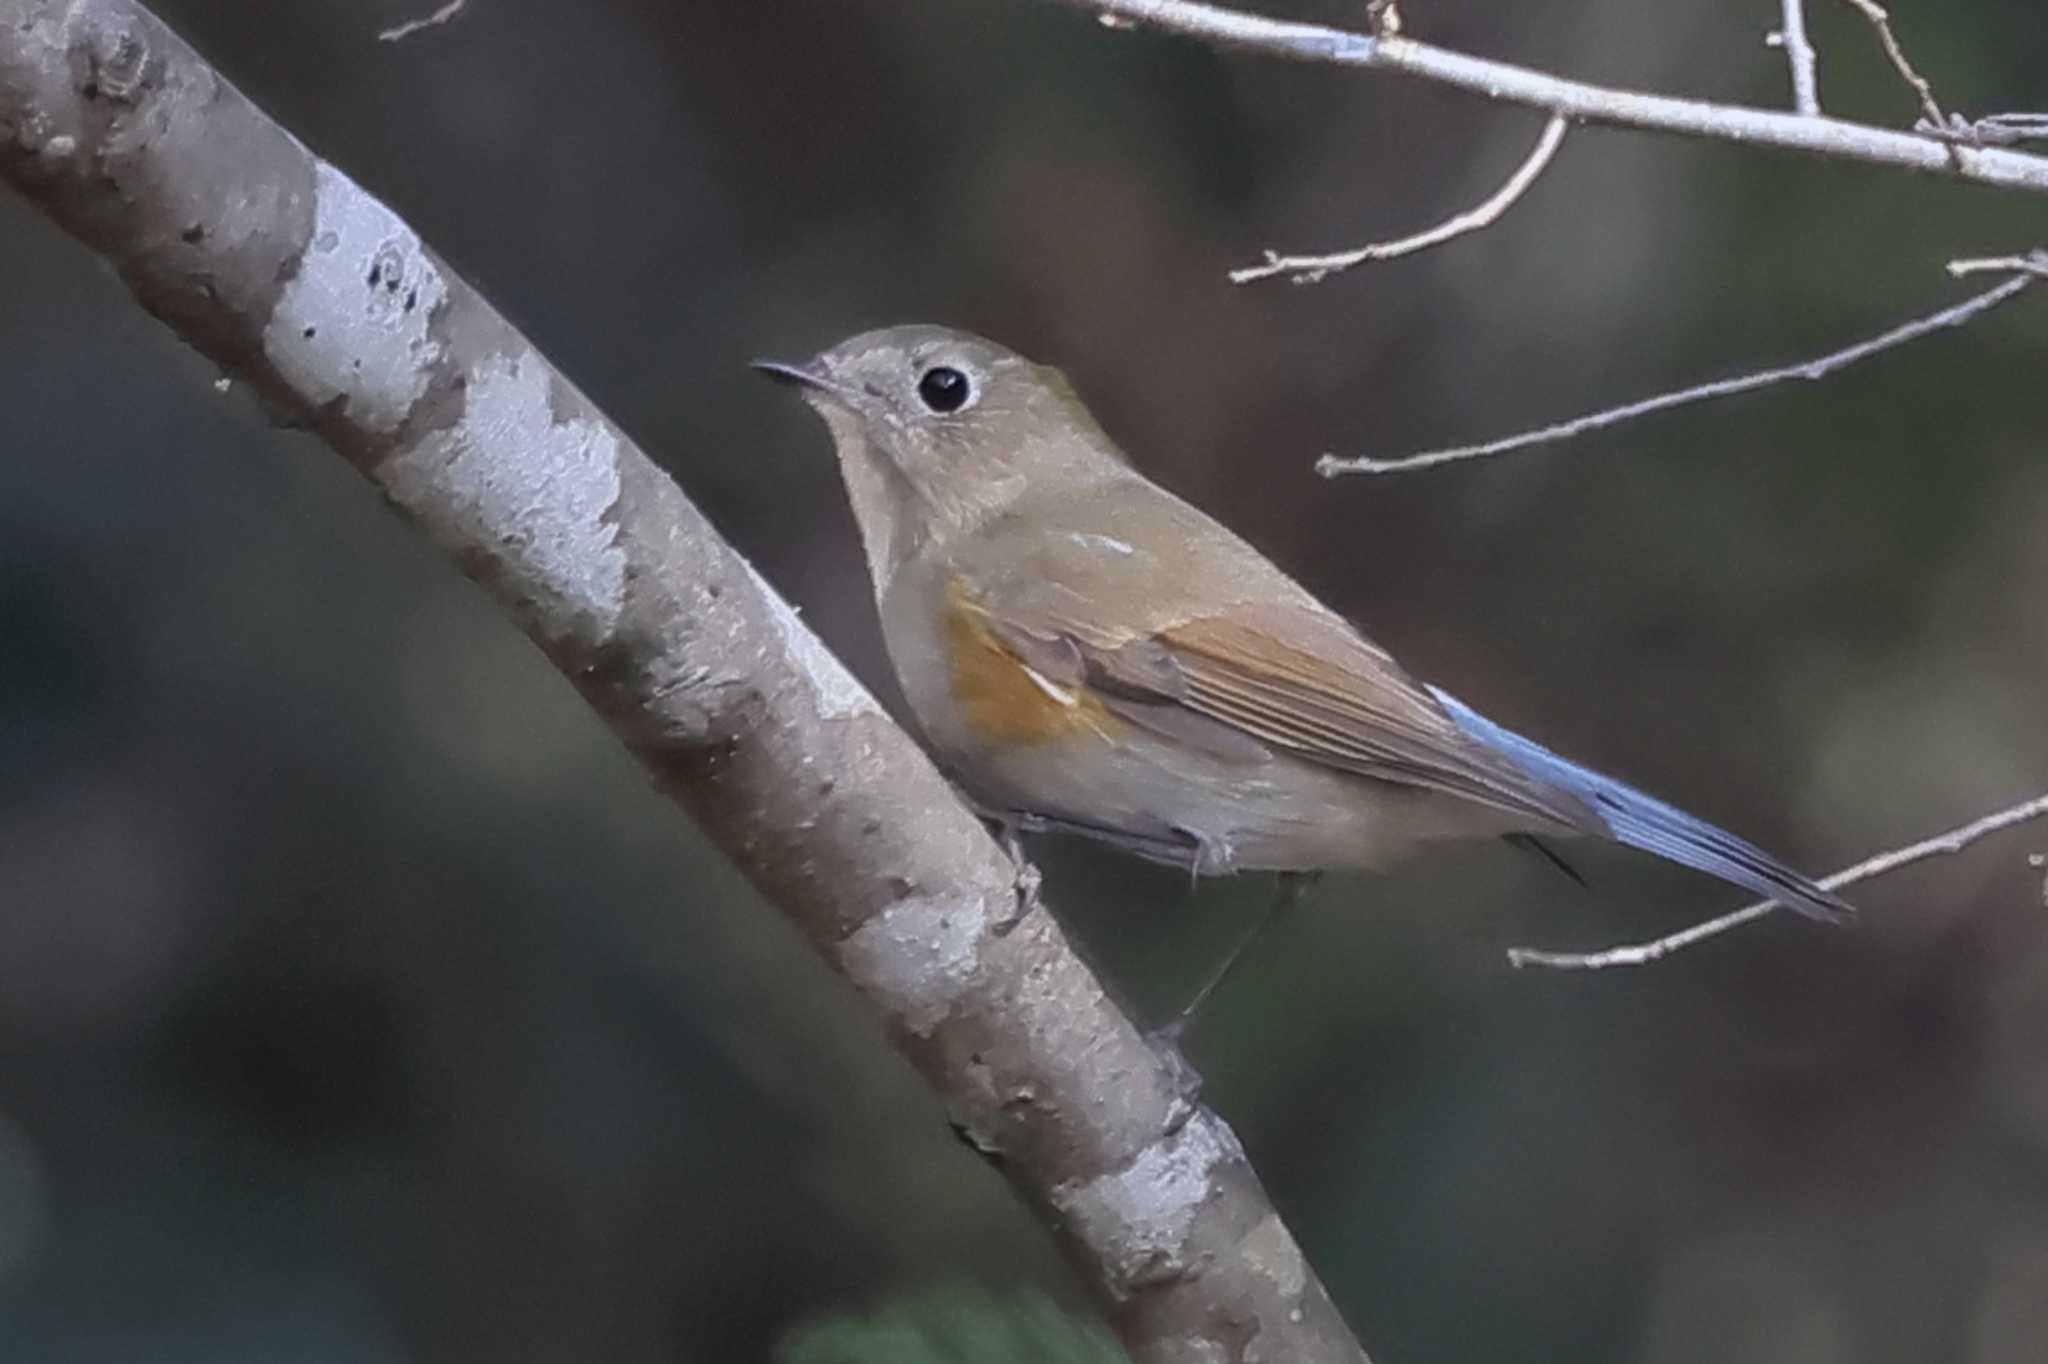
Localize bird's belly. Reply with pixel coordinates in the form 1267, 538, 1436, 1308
966, 730, 1481, 872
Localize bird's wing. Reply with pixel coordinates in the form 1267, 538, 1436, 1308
1151, 606, 1593, 827
953, 546, 1597, 832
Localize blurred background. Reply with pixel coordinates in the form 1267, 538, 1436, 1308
4, 1, 2046, 1360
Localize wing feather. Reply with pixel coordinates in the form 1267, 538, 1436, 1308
1158, 612, 1595, 827
973, 580, 1593, 829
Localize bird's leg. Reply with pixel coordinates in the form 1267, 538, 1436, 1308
986, 815, 1044, 937
1154, 870, 1319, 1047
994, 824, 1045, 937
1502, 832, 1587, 887
945, 771, 1048, 937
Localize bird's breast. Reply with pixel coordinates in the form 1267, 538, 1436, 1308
932, 574, 1117, 749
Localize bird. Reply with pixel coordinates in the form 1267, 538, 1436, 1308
756, 325, 1847, 1006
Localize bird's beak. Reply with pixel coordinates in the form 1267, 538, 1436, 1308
751, 356, 850, 400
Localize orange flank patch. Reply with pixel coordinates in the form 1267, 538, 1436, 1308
941, 578, 1115, 748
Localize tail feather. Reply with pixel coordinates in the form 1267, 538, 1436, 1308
1429, 687, 1850, 922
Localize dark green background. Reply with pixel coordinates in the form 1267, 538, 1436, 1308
3, 1, 2046, 1360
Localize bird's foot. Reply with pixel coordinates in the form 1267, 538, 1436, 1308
1144, 1018, 1205, 1130
988, 820, 1043, 937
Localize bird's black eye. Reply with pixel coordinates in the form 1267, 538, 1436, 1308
917, 365, 971, 414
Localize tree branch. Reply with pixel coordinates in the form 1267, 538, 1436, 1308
1840, 0, 1948, 131
378, 0, 467, 44
0, 3, 1367, 1360
1921, 112, 2048, 146
1948, 249, 2048, 280
1507, 792, 2048, 972
1315, 255, 2042, 476
1775, 0, 1821, 116
1040, 0, 2048, 194
1231, 113, 1567, 285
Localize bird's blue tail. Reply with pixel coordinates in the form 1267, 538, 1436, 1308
1428, 687, 1849, 922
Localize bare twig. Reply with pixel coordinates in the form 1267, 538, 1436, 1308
1232, 113, 1568, 284
1773, 0, 1822, 115
0, 5, 1370, 1361
1949, 249, 2048, 279
1508, 793, 2048, 971
1840, 0, 1947, 129
1045, 0, 2048, 194
1921, 112, 2048, 146
1317, 260, 2040, 477
377, 0, 467, 43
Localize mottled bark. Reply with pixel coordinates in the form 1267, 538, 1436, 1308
0, 3, 1369, 1360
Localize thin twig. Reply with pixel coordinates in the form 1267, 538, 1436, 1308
1948, 248, 2048, 280
1317, 262, 2039, 477
1508, 793, 2048, 971
1840, 0, 1947, 129
1775, 0, 1822, 115
1921, 112, 2048, 147
378, 0, 466, 43
1045, 0, 2048, 194
1232, 113, 1568, 284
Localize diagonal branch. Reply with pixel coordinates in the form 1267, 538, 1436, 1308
1231, 113, 1568, 284
1040, 0, 2048, 194
0, 4, 1367, 1361
1316, 255, 2043, 476
1507, 792, 2048, 971
1840, 0, 1947, 130
379, 0, 468, 44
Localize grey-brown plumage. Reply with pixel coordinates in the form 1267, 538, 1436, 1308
758, 325, 1847, 920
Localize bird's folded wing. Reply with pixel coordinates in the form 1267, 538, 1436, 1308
976, 591, 1596, 831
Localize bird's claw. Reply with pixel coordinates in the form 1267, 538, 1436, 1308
990, 821, 1043, 937
1144, 1020, 1205, 1130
